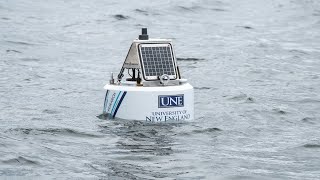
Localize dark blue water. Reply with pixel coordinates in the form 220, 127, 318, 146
1, 0, 320, 179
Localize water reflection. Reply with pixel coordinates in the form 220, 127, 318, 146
98, 116, 181, 156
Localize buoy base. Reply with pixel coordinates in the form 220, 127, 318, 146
103, 83, 194, 122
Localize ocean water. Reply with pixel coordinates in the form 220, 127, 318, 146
1, 0, 320, 179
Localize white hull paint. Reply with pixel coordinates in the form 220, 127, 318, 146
103, 83, 194, 122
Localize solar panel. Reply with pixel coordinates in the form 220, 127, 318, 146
139, 44, 177, 80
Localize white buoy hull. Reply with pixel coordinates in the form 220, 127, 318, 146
103, 83, 194, 122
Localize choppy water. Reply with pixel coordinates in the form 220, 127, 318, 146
1, 0, 320, 179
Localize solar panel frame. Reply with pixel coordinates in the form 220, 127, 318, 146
138, 43, 177, 81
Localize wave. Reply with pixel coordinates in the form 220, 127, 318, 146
113, 14, 129, 20
2, 156, 39, 166
6, 127, 103, 138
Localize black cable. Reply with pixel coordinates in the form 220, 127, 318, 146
128, 69, 132, 77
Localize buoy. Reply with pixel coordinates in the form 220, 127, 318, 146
103, 28, 194, 122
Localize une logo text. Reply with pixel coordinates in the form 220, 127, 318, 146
158, 95, 184, 108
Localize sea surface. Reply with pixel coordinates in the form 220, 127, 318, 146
1, 0, 320, 179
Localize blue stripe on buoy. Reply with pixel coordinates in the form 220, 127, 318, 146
113, 91, 127, 118
103, 90, 109, 113
110, 91, 122, 118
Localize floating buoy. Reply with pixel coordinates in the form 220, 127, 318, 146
103, 28, 194, 122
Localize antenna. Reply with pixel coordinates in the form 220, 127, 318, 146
139, 28, 149, 40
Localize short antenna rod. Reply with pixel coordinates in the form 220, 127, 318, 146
139, 28, 149, 40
